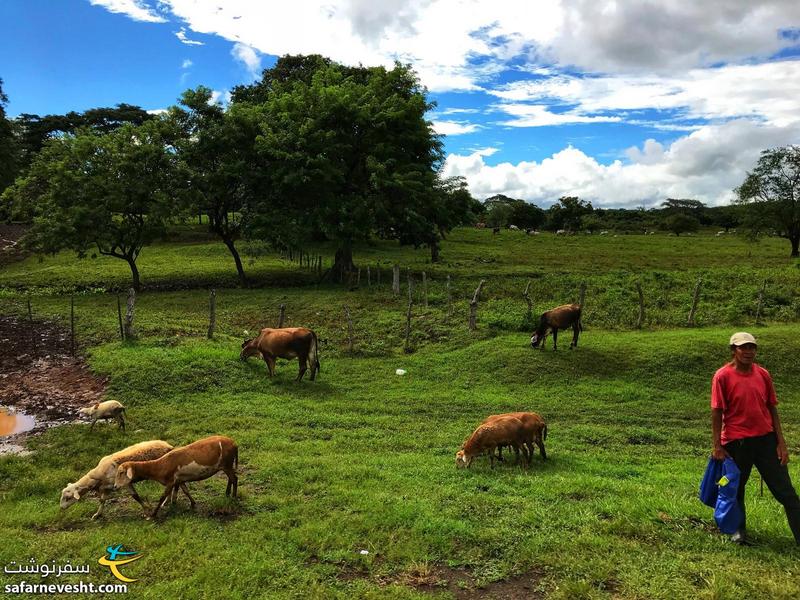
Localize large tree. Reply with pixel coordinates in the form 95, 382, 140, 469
236, 55, 444, 278
736, 145, 800, 257
12, 103, 153, 174
2, 119, 180, 290
170, 87, 260, 285
0, 78, 17, 197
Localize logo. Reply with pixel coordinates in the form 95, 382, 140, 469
98, 545, 142, 583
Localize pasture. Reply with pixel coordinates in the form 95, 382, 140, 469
1, 228, 799, 599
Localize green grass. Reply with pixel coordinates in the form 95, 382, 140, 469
2, 228, 800, 599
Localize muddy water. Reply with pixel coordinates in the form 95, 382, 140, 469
0, 407, 36, 437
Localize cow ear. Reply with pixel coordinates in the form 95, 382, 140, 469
126, 467, 133, 480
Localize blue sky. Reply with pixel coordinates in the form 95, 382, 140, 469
1, 0, 799, 208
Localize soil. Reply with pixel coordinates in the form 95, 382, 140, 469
0, 314, 107, 454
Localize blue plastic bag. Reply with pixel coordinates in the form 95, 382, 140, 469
699, 458, 723, 507
714, 458, 743, 534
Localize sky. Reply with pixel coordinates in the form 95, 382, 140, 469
1, 1, 799, 208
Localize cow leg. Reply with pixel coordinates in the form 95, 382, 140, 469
296, 352, 308, 382
224, 468, 238, 498
552, 328, 558, 351
570, 323, 579, 349
539, 331, 548, 351
264, 355, 276, 377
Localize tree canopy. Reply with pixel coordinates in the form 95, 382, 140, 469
736, 145, 800, 257
234, 55, 445, 277
2, 118, 181, 290
0, 78, 17, 197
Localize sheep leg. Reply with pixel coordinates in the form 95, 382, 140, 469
128, 484, 149, 512
89, 418, 97, 432
150, 484, 175, 519
178, 483, 197, 509
117, 414, 126, 431
91, 493, 108, 520
536, 436, 547, 460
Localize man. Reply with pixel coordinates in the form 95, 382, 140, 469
711, 331, 800, 545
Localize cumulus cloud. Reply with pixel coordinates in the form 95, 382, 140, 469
175, 27, 203, 45
442, 120, 800, 207
494, 104, 620, 127
432, 120, 481, 135
181, 58, 192, 69
210, 89, 232, 106
89, 0, 166, 22
231, 42, 262, 80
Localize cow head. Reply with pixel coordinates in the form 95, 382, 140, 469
240, 338, 256, 361
530, 333, 541, 348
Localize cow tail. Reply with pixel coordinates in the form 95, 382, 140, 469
310, 331, 320, 373
233, 445, 239, 472
543, 424, 548, 441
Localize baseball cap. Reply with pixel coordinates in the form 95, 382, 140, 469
729, 332, 757, 346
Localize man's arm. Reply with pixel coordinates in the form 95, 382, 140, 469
711, 408, 729, 460
768, 404, 789, 465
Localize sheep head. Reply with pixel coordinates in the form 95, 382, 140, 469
114, 463, 135, 488
59, 483, 81, 509
455, 450, 472, 468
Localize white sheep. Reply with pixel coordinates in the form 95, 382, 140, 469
59, 440, 190, 519
79, 400, 126, 431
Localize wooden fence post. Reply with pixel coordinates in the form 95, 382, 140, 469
367, 266, 371, 287
755, 280, 767, 325
357, 268, 361, 286
392, 264, 400, 295
27, 297, 33, 322
377, 264, 381, 286
123, 288, 136, 340
116, 295, 124, 341
70, 296, 75, 356
469, 280, 486, 331
343, 304, 354, 353
522, 280, 532, 322
404, 292, 413, 353
578, 282, 586, 307
278, 303, 286, 328
446, 274, 452, 317
687, 277, 702, 327
207, 289, 216, 339
635, 281, 645, 329
422, 271, 428, 307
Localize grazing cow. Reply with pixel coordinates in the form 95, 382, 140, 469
476, 222, 486, 229
530, 303, 582, 351
241, 327, 320, 381
556, 229, 566, 236
509, 224, 519, 231
492, 227, 501, 235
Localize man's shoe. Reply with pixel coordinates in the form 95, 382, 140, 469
731, 531, 751, 545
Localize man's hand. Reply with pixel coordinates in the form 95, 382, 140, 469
712, 445, 730, 461
777, 439, 790, 465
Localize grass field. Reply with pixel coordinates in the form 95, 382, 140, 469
1, 228, 799, 599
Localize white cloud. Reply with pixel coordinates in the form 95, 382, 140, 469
438, 107, 481, 115
175, 27, 203, 45
432, 120, 481, 135
494, 104, 621, 127
89, 0, 166, 22
231, 42, 262, 80
210, 90, 232, 106
443, 120, 800, 207
490, 60, 800, 128
181, 58, 193, 69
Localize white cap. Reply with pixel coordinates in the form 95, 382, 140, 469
729, 332, 757, 346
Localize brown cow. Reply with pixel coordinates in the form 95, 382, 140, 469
530, 303, 582, 350
240, 327, 320, 381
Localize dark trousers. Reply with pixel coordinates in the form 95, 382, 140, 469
724, 432, 800, 544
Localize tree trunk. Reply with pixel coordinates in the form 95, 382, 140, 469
223, 237, 247, 286
332, 243, 356, 281
429, 239, 440, 263
126, 257, 141, 292
791, 235, 799, 258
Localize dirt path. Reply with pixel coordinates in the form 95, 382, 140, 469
0, 315, 107, 453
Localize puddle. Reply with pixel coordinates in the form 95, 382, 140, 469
0, 406, 36, 437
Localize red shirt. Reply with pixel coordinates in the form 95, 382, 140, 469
711, 363, 777, 445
